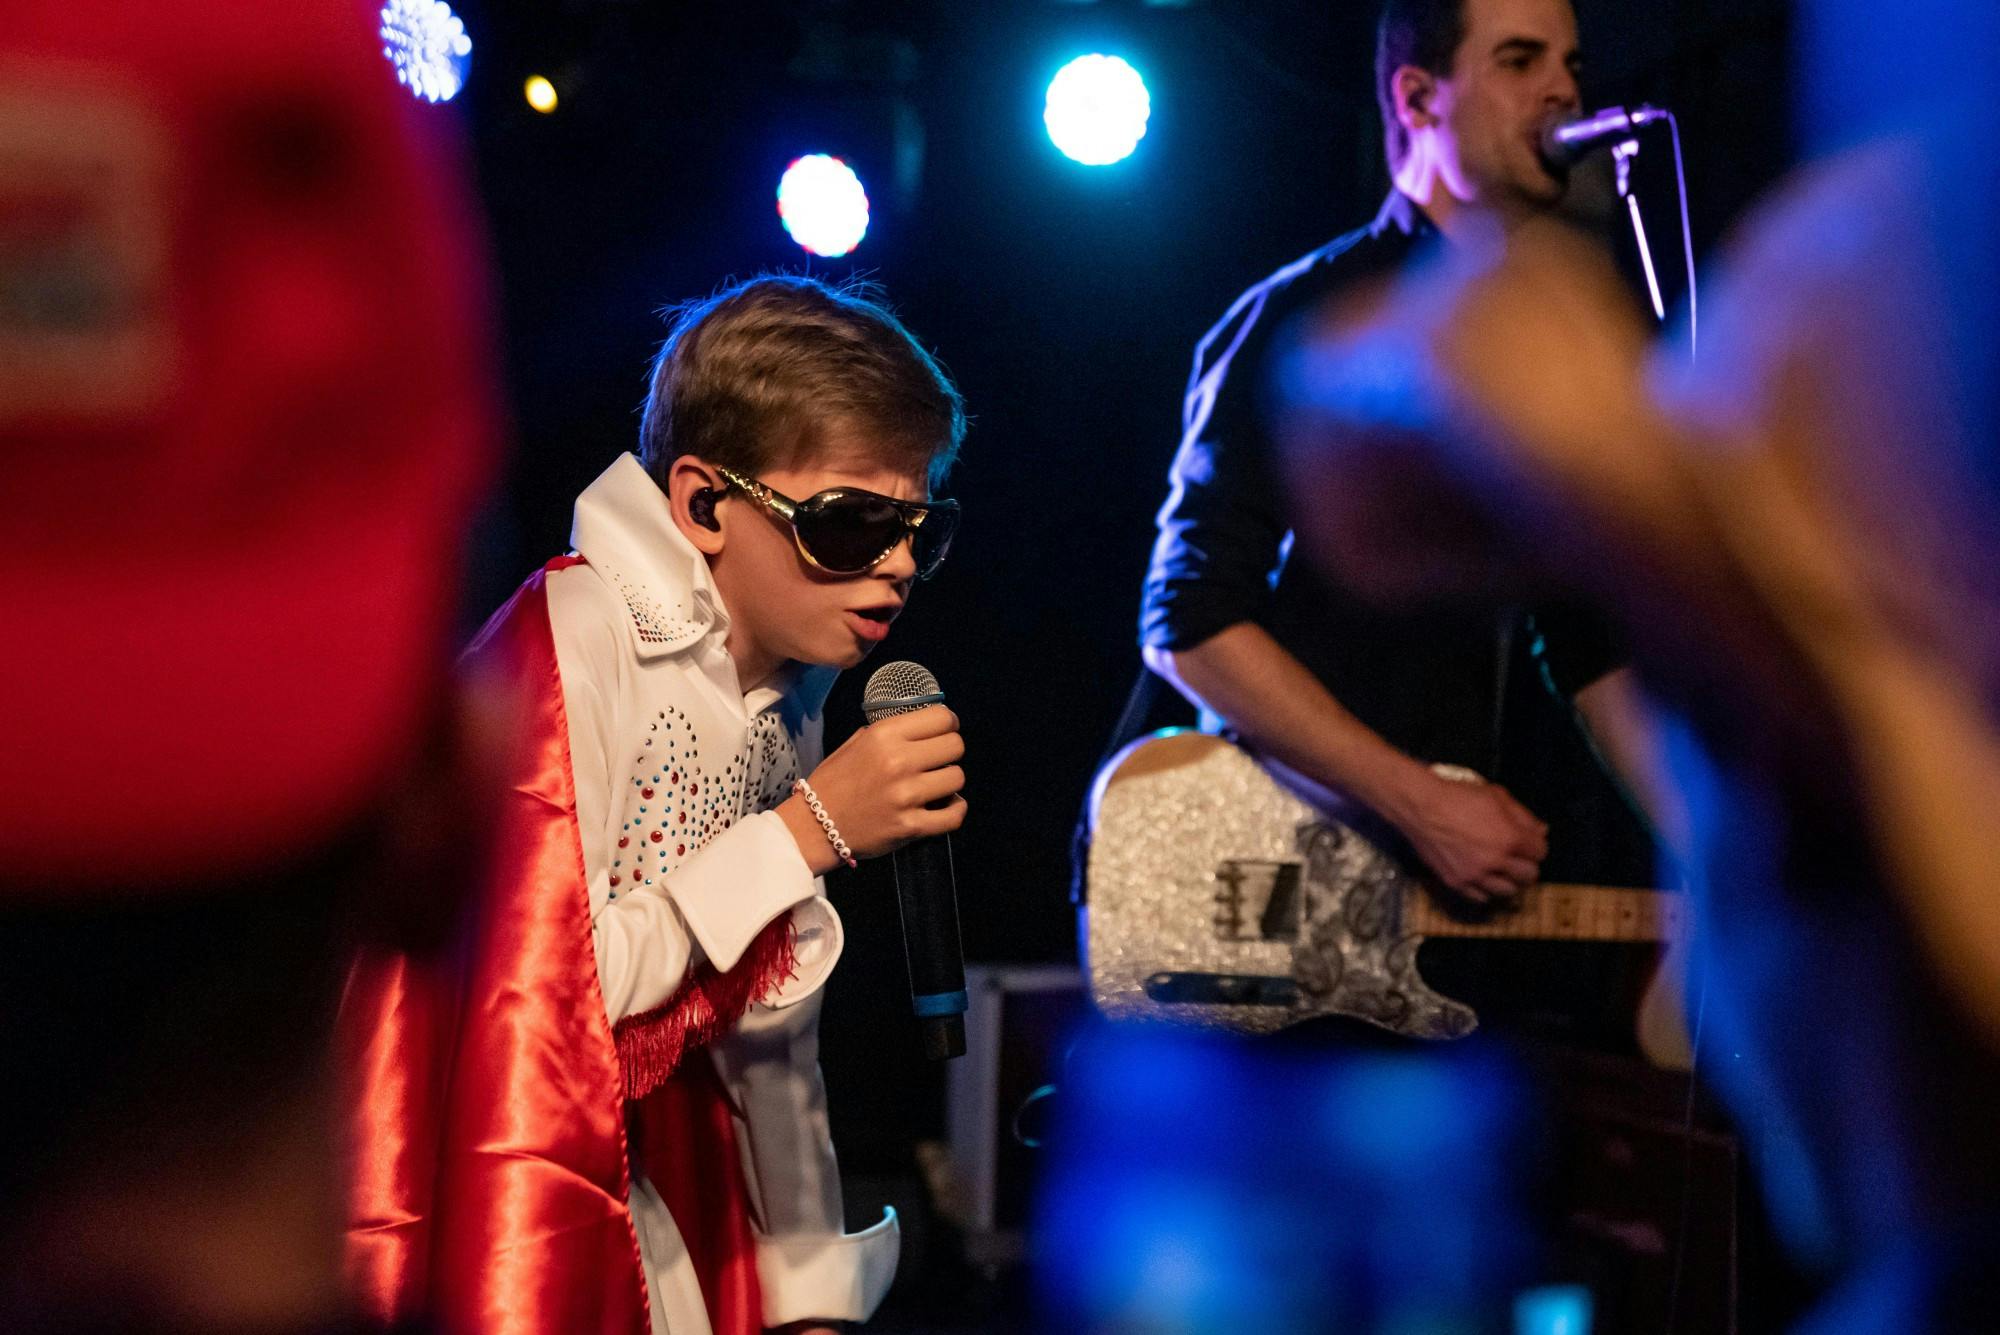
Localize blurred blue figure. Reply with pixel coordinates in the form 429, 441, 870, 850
1035, 1023, 1537, 1333
1269, 1, 2000, 1330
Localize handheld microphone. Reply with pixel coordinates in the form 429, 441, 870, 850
1540, 104, 1670, 166
862, 661, 968, 1061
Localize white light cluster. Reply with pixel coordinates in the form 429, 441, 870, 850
380, 0, 473, 104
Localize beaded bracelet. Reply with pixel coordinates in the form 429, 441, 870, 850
791, 777, 858, 870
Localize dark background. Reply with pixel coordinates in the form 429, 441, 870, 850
445, 0, 1792, 1190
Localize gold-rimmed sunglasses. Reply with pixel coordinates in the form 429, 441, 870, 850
715, 465, 960, 580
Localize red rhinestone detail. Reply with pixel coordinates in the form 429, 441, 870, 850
609, 874, 621, 887
641, 787, 655, 799
618, 837, 629, 848
650, 831, 664, 843
676, 844, 686, 856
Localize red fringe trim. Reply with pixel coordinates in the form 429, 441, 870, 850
614, 914, 799, 1102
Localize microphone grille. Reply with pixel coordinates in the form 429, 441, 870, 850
862, 660, 943, 721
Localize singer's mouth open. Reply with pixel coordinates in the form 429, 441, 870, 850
847, 607, 896, 643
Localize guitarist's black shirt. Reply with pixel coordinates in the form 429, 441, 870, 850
1139, 190, 1658, 1046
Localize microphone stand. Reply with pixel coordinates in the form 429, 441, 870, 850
1601, 113, 1699, 362
1614, 137, 1668, 325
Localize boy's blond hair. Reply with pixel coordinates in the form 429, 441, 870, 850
639, 274, 965, 491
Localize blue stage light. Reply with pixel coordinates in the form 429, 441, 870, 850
379, 0, 472, 104
777, 155, 871, 258
1044, 54, 1151, 166
1516, 1284, 1594, 1335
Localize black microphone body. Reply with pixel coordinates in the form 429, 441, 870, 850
1540, 104, 1669, 166
862, 661, 968, 1060
889, 834, 966, 1060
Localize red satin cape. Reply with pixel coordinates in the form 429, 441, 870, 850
341, 560, 789, 1334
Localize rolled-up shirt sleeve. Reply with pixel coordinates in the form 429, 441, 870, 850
1141, 290, 1293, 653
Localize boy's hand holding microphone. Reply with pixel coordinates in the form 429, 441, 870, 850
779, 701, 966, 876
778, 662, 972, 1060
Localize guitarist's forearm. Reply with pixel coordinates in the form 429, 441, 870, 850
1143, 622, 1435, 825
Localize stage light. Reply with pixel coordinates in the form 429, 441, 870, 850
776, 155, 870, 258
1516, 1285, 1594, 1335
524, 75, 558, 114
1044, 54, 1151, 166
379, 0, 472, 104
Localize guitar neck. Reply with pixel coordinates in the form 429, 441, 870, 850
1408, 883, 1685, 943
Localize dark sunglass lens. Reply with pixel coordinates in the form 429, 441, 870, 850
913, 506, 958, 578
796, 494, 905, 572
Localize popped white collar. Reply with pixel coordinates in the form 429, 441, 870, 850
569, 452, 837, 721
570, 452, 724, 659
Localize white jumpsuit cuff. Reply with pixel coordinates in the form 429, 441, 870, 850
754, 1208, 901, 1326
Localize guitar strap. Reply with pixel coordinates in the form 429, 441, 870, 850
1488, 609, 1518, 782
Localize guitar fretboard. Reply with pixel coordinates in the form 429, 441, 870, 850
1407, 883, 1685, 943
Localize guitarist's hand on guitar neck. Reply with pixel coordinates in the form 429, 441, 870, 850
1378, 761, 1547, 906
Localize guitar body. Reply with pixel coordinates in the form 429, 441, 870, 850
1084, 730, 1688, 1052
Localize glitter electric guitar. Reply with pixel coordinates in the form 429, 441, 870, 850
1083, 730, 1691, 1060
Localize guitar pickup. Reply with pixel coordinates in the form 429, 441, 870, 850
1144, 972, 1302, 1007
1213, 860, 1304, 942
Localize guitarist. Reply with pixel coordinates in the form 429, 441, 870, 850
1131, 0, 1660, 1042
